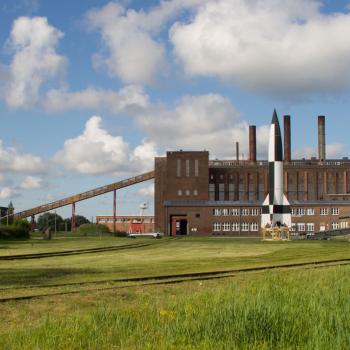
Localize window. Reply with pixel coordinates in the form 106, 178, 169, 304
291, 223, 296, 232
228, 183, 234, 201
331, 208, 339, 216
331, 222, 339, 230
219, 183, 225, 201
210, 174, 214, 180
320, 208, 328, 216
195, 160, 199, 177
232, 222, 240, 231
213, 208, 222, 216
341, 222, 348, 229
297, 223, 305, 232
241, 208, 250, 216
307, 208, 314, 216
222, 208, 229, 216
231, 208, 240, 216
178, 189, 182, 196
193, 190, 198, 196
213, 223, 221, 232
195, 213, 200, 218
295, 208, 305, 216
251, 208, 260, 216
251, 222, 259, 231
209, 184, 215, 201
223, 223, 231, 231
306, 223, 315, 232
185, 190, 190, 196
176, 159, 181, 177
241, 222, 249, 231
186, 159, 190, 177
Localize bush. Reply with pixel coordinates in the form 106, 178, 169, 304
113, 230, 128, 237
76, 224, 110, 236
0, 223, 30, 239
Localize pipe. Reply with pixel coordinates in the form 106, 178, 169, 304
284, 115, 291, 162
318, 116, 326, 161
249, 125, 257, 162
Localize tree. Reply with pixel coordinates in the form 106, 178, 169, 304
37, 213, 64, 233
74, 215, 90, 228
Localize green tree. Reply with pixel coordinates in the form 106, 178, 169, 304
37, 213, 64, 233
74, 215, 90, 228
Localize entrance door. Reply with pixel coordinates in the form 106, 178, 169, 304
171, 216, 188, 236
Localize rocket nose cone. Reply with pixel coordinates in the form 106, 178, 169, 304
271, 109, 278, 124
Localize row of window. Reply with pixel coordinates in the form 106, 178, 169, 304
290, 221, 348, 232
213, 208, 261, 216
213, 222, 259, 232
176, 159, 199, 177
177, 189, 198, 197
292, 208, 340, 216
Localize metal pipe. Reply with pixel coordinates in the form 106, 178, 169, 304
318, 116, 326, 161
249, 125, 257, 163
284, 115, 291, 162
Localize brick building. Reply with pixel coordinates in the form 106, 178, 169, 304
96, 215, 155, 233
155, 115, 350, 236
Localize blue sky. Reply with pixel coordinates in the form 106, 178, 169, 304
1, 0, 350, 220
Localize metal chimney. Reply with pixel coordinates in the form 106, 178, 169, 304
249, 125, 257, 163
318, 116, 326, 161
284, 115, 291, 162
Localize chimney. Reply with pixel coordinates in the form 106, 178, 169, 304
249, 125, 257, 163
284, 115, 291, 162
236, 142, 239, 162
318, 115, 326, 161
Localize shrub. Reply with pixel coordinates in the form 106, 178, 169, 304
76, 223, 111, 236
0, 223, 30, 239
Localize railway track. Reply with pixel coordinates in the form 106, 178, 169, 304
1, 257, 349, 303
0, 241, 158, 260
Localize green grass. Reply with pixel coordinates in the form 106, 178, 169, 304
0, 237, 350, 349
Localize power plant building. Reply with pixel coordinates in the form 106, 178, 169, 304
155, 114, 350, 236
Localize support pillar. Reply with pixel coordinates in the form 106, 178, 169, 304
31, 215, 35, 231
113, 190, 116, 233
71, 202, 76, 232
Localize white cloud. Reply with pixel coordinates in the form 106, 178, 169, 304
86, 1, 204, 85
54, 116, 157, 175
0, 187, 18, 200
294, 143, 346, 159
20, 175, 44, 189
170, 0, 350, 95
44, 85, 149, 113
138, 184, 155, 197
0, 140, 45, 174
5, 16, 66, 108
136, 94, 269, 159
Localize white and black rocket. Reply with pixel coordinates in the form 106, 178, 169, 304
261, 110, 291, 228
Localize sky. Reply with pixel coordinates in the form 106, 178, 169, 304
1, 0, 350, 220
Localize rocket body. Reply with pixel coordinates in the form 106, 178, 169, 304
261, 110, 291, 228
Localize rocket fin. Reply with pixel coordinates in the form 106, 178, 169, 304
263, 194, 269, 206
283, 194, 290, 206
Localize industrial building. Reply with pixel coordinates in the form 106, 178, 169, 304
155, 115, 350, 236
96, 215, 155, 233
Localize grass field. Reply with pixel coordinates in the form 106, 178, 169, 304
0, 236, 349, 349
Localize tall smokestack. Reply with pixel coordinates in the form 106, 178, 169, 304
318, 116, 326, 161
249, 125, 257, 163
236, 142, 239, 162
284, 115, 291, 162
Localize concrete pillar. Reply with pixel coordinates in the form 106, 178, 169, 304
71, 202, 76, 232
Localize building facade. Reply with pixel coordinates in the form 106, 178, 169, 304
155, 116, 350, 237
96, 215, 155, 233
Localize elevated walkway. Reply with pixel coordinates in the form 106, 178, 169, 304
12, 171, 154, 219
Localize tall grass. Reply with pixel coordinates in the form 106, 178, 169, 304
2, 266, 350, 349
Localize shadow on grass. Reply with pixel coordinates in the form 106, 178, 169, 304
0, 267, 101, 287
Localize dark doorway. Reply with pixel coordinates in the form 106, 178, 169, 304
171, 216, 188, 236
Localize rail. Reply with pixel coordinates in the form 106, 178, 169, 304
11, 170, 155, 219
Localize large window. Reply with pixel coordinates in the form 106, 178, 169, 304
251, 208, 260, 216
223, 223, 231, 231
219, 183, 225, 201
241, 208, 250, 216
185, 159, 190, 177
331, 208, 339, 216
194, 160, 199, 177
241, 222, 249, 231
213, 223, 221, 232
176, 159, 181, 177
341, 222, 349, 229
250, 222, 259, 231
209, 184, 215, 201
222, 208, 229, 216
331, 222, 339, 230
297, 223, 305, 232
306, 223, 314, 232
213, 208, 222, 216
232, 222, 240, 231
307, 208, 315, 216
231, 208, 240, 216
320, 208, 328, 216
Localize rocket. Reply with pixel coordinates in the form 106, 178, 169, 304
261, 110, 291, 228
